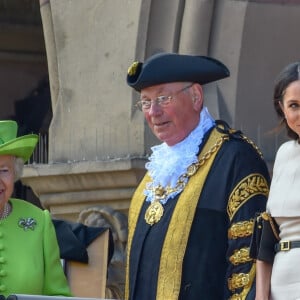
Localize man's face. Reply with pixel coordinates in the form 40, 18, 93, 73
140, 82, 203, 146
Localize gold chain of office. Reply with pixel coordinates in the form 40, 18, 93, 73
144, 134, 230, 225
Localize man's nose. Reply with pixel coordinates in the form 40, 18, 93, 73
148, 101, 162, 115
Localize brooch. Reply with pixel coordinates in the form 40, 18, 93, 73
18, 218, 37, 231
127, 61, 141, 76
145, 200, 164, 226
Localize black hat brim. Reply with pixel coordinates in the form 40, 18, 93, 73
127, 52, 230, 92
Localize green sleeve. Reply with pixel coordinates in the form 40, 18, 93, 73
42, 210, 72, 296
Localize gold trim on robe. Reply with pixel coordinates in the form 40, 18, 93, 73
125, 128, 227, 300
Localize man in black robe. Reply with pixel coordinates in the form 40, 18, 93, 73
125, 52, 270, 300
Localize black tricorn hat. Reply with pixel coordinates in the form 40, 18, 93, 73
127, 52, 230, 92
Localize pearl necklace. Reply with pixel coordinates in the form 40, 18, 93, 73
0, 203, 11, 220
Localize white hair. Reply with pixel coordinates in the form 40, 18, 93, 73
14, 157, 24, 181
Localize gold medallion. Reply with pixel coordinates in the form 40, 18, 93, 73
145, 201, 164, 225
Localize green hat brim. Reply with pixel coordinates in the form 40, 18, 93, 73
0, 134, 39, 162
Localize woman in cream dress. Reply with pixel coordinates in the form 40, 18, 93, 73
256, 62, 300, 300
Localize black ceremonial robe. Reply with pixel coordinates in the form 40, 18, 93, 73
126, 124, 270, 300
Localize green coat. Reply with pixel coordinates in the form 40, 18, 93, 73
0, 198, 71, 297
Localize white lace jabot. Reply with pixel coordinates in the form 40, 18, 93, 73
144, 106, 215, 204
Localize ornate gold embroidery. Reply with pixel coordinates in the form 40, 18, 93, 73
228, 220, 254, 239
227, 174, 269, 221
228, 273, 250, 291
228, 264, 256, 299
127, 61, 140, 76
229, 248, 252, 265
230, 294, 243, 300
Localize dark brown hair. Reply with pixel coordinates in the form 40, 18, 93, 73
273, 62, 300, 141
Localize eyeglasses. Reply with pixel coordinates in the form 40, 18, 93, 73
136, 84, 193, 112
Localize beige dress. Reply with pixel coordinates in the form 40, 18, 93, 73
266, 141, 300, 300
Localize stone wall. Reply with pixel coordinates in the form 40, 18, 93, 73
20, 1, 300, 298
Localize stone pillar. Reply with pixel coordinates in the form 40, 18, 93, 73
39, 0, 146, 162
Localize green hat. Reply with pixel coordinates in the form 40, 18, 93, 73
0, 120, 39, 162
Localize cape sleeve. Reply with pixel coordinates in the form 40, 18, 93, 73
225, 141, 270, 300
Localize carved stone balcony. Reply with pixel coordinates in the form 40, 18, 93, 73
21, 158, 146, 221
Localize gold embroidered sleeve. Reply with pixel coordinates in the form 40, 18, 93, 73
228, 264, 256, 300
228, 220, 254, 239
227, 173, 269, 221
229, 247, 253, 265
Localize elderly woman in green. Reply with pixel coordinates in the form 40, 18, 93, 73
0, 120, 71, 297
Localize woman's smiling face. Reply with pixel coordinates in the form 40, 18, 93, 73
0, 155, 15, 210
280, 79, 300, 138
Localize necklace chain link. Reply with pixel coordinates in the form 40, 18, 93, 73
241, 135, 263, 158
150, 135, 229, 202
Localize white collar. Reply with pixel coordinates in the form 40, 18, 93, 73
144, 107, 215, 203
